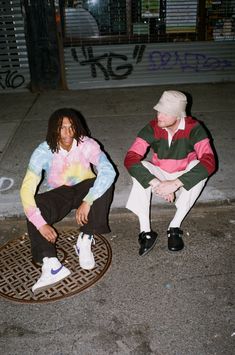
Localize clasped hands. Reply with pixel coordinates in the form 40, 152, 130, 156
149, 178, 183, 203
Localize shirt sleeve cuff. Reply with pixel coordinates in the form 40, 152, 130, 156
29, 212, 47, 230
83, 193, 94, 206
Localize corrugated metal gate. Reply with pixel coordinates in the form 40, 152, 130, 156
0, 0, 30, 92
61, 0, 235, 90
64, 41, 235, 90
1, 1, 233, 92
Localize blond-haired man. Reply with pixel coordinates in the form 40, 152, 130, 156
124, 90, 216, 256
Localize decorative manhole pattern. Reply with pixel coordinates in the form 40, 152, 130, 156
0, 229, 112, 303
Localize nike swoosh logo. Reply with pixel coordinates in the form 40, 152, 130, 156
51, 265, 63, 275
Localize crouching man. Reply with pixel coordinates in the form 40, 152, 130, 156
124, 90, 216, 256
20, 108, 116, 292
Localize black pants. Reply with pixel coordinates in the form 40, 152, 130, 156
27, 178, 113, 263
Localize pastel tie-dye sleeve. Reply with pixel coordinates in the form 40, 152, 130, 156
20, 143, 50, 229
20, 170, 47, 229
82, 142, 116, 205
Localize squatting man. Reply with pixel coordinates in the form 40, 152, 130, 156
20, 108, 116, 293
124, 90, 216, 256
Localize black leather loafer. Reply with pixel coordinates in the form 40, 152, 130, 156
167, 227, 184, 251
138, 231, 158, 256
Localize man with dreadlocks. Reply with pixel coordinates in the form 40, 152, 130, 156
20, 108, 116, 293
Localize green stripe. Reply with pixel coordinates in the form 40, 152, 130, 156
190, 124, 208, 145
155, 137, 195, 160
179, 163, 208, 190
138, 124, 154, 144
151, 138, 168, 154
129, 163, 155, 188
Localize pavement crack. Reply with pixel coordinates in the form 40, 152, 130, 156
0, 324, 37, 337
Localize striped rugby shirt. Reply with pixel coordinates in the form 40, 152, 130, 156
124, 116, 216, 190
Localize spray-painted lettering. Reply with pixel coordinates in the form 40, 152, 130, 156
0, 70, 25, 89
0, 177, 14, 192
71, 45, 146, 80
148, 50, 232, 72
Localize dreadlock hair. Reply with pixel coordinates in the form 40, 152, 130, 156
46, 108, 90, 153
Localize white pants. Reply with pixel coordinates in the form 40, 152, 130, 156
126, 160, 206, 230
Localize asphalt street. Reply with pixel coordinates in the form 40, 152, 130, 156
0, 203, 234, 355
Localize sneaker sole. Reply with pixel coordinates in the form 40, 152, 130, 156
32, 269, 71, 294
80, 264, 95, 270
139, 237, 158, 257
168, 246, 184, 252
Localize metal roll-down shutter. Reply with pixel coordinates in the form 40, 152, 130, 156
0, 0, 30, 91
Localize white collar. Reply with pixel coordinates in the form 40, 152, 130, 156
165, 118, 185, 146
177, 117, 185, 130
59, 139, 77, 156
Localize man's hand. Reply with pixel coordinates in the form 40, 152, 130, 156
39, 224, 57, 243
76, 201, 91, 226
150, 178, 175, 203
155, 179, 183, 196
149, 178, 161, 191
163, 192, 175, 203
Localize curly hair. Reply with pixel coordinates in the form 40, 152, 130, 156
46, 108, 90, 153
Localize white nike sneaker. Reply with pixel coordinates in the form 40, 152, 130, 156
74, 232, 95, 270
32, 257, 71, 293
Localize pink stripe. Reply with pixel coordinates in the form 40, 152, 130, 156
194, 138, 213, 158
129, 137, 149, 156
152, 152, 197, 173
194, 138, 215, 173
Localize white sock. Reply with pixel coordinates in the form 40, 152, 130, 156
168, 217, 181, 230
139, 214, 151, 233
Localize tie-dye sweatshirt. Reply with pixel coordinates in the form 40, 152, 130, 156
124, 116, 215, 190
20, 137, 116, 230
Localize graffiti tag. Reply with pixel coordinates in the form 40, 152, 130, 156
71, 45, 146, 80
0, 177, 14, 192
0, 70, 25, 89
148, 50, 232, 72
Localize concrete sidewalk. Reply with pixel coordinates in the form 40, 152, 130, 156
0, 82, 235, 218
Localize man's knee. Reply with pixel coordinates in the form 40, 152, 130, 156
35, 193, 48, 209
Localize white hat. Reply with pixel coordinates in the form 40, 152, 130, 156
154, 90, 187, 118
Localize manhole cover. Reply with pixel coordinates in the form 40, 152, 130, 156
0, 229, 112, 303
